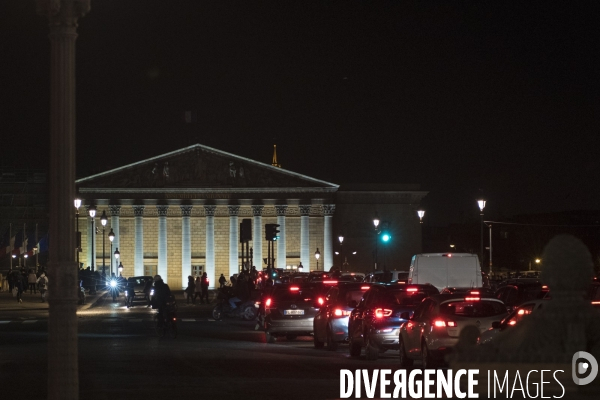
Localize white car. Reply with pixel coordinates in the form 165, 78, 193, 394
478, 299, 546, 345
398, 292, 508, 368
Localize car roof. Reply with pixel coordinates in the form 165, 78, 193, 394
429, 294, 504, 304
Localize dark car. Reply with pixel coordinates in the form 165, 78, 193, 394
494, 279, 548, 312
124, 276, 154, 304
347, 283, 440, 360
313, 282, 372, 350
263, 283, 320, 343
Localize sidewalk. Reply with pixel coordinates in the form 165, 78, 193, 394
0, 288, 107, 312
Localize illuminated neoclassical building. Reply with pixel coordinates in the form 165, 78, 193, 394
76, 144, 427, 288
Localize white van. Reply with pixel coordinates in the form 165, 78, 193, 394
408, 253, 482, 291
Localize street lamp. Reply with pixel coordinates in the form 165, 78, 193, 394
338, 236, 344, 269
314, 248, 320, 271
118, 262, 123, 277
88, 205, 96, 272
417, 210, 425, 223
100, 210, 108, 276
373, 215, 379, 270
477, 199, 486, 269
108, 228, 115, 277
74, 198, 81, 267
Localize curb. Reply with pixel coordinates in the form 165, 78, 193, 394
78, 290, 108, 311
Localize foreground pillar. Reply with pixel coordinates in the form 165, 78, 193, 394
323, 205, 335, 271
37, 1, 90, 399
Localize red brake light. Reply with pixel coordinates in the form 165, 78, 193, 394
469, 291, 480, 295
447, 321, 456, 327
361, 286, 370, 290
592, 301, 600, 305
406, 288, 418, 293
542, 285, 549, 290
374, 308, 393, 318
465, 297, 480, 301
334, 309, 342, 317
508, 320, 517, 326
323, 280, 338, 285
290, 286, 300, 291
265, 298, 272, 307
317, 297, 324, 306
397, 281, 406, 284
433, 320, 446, 327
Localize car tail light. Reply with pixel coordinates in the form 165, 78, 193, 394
323, 280, 338, 285
265, 298, 272, 308
433, 319, 456, 328
290, 286, 300, 291
374, 308, 393, 318
465, 297, 480, 301
361, 286, 370, 290
333, 308, 351, 317
397, 281, 406, 284
542, 285, 548, 290
508, 320, 517, 326
406, 287, 418, 293
317, 297, 325, 306
469, 291, 480, 295
592, 301, 600, 305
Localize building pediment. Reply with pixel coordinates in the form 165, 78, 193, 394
76, 144, 338, 192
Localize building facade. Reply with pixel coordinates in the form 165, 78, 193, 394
76, 144, 427, 288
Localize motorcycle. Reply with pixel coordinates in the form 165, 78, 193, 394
211, 287, 257, 321
108, 279, 120, 302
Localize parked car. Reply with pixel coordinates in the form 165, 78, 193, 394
478, 299, 546, 345
348, 283, 439, 360
313, 282, 372, 350
263, 283, 320, 343
398, 292, 508, 368
494, 278, 548, 312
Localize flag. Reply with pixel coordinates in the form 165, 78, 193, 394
25, 233, 36, 257
38, 234, 49, 254
13, 231, 24, 255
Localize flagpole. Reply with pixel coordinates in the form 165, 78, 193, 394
9, 223, 12, 271
35, 223, 39, 272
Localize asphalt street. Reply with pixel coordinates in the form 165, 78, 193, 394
0, 291, 402, 400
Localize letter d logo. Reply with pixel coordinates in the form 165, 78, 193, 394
572, 351, 598, 386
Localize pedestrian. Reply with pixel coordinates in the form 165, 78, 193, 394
28, 270, 38, 294
194, 275, 202, 303
219, 273, 227, 288
143, 278, 154, 308
37, 273, 48, 302
7, 270, 15, 292
200, 272, 210, 304
186, 275, 195, 304
15, 273, 24, 303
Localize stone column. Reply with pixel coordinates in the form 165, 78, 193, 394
275, 205, 288, 270
204, 206, 216, 288
299, 205, 311, 270
157, 206, 169, 282
37, 1, 90, 398
323, 205, 335, 272
133, 206, 145, 276
181, 206, 192, 288
252, 206, 264, 270
228, 206, 240, 277
109, 205, 120, 277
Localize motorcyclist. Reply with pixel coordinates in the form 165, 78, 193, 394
229, 272, 250, 310
152, 275, 171, 327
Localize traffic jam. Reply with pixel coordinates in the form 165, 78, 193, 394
238, 252, 600, 367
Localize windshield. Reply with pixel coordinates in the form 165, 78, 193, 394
382, 290, 429, 307
440, 300, 506, 318
341, 290, 366, 305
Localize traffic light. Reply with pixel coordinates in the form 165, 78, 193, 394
265, 223, 280, 241
381, 233, 391, 242
240, 219, 252, 243
380, 222, 391, 243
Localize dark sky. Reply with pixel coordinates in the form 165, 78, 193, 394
1, 1, 599, 225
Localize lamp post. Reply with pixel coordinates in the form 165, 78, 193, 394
118, 261, 123, 277
477, 199, 486, 269
100, 210, 108, 276
108, 228, 115, 277
314, 248, 320, 271
88, 205, 96, 272
417, 210, 425, 223
373, 216, 379, 270
11, 252, 16, 270
338, 236, 344, 269
74, 198, 81, 267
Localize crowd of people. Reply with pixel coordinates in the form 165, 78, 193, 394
3, 268, 48, 303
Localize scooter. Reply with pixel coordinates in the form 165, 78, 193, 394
211, 288, 257, 321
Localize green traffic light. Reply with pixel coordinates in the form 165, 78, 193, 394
382, 234, 391, 242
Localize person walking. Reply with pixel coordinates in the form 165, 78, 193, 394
143, 278, 154, 308
15, 274, 24, 303
200, 272, 210, 304
37, 273, 48, 302
28, 270, 38, 294
194, 275, 202, 303
185, 275, 195, 304
218, 273, 227, 288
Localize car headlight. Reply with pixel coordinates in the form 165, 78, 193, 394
110, 280, 117, 288
150, 289, 154, 296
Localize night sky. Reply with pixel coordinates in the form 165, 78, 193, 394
1, 1, 599, 225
